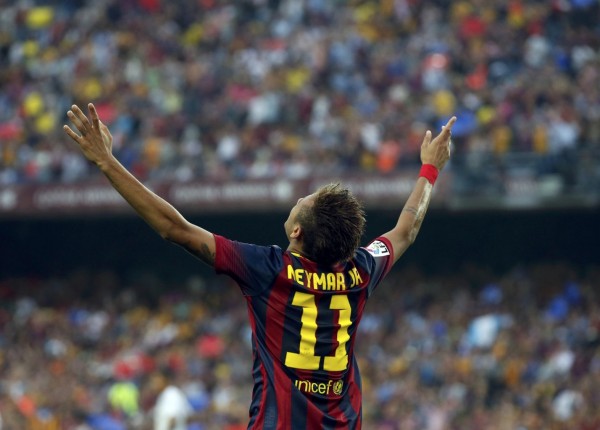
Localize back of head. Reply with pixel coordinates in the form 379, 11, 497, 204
297, 183, 366, 266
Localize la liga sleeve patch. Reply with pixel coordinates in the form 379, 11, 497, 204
365, 240, 390, 257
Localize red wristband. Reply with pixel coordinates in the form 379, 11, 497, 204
419, 164, 439, 185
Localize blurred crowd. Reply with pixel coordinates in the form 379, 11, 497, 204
0, 0, 600, 195
1, 261, 599, 429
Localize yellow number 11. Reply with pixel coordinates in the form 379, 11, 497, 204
285, 292, 352, 372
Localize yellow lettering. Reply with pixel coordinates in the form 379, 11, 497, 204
287, 293, 352, 372
351, 268, 363, 285
285, 292, 320, 370
326, 273, 336, 290
295, 379, 339, 395
288, 267, 362, 291
314, 273, 326, 290
323, 295, 352, 371
296, 380, 309, 392
295, 268, 304, 286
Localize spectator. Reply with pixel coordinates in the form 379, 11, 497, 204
0, 0, 598, 195
1, 261, 600, 428
153, 371, 193, 430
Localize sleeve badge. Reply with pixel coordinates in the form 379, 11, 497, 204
365, 240, 390, 257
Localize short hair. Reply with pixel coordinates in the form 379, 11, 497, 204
296, 183, 366, 266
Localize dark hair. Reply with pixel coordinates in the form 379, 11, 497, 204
296, 183, 366, 266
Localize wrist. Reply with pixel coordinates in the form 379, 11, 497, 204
97, 154, 118, 173
419, 164, 439, 185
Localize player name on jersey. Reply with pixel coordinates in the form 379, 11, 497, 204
286, 265, 363, 291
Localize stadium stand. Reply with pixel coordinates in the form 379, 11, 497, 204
0, 0, 599, 200
1, 263, 600, 429
1, 0, 600, 429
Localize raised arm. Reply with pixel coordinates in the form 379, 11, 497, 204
381, 116, 456, 265
63, 103, 216, 266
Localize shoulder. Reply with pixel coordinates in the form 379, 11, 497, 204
215, 234, 284, 261
214, 234, 285, 294
355, 237, 393, 265
352, 237, 394, 292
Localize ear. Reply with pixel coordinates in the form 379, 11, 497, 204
289, 223, 302, 240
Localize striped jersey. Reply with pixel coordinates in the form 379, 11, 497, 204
214, 234, 394, 429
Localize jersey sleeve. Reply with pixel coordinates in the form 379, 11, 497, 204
357, 236, 395, 296
213, 234, 283, 296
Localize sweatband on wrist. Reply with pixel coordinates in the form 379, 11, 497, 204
419, 164, 439, 185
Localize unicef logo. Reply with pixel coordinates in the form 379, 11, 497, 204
332, 380, 343, 395
294, 378, 344, 396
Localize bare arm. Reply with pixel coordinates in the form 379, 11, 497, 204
381, 117, 456, 264
64, 104, 216, 266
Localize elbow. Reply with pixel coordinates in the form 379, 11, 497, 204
158, 219, 181, 243
159, 229, 172, 241
163, 228, 185, 245
397, 226, 418, 246
407, 228, 419, 245
158, 227, 173, 242
389, 229, 416, 254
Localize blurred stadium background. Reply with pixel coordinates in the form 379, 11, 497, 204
1, 0, 600, 429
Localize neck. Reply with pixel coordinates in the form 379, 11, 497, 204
287, 244, 304, 255
286, 236, 306, 254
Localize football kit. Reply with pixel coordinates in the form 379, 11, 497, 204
214, 234, 394, 429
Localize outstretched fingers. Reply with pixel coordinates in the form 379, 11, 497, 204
421, 130, 432, 148
66, 110, 84, 134
88, 103, 101, 131
441, 116, 457, 136
71, 105, 90, 129
433, 116, 456, 150
66, 105, 93, 141
63, 124, 81, 143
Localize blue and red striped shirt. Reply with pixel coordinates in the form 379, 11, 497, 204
214, 234, 394, 429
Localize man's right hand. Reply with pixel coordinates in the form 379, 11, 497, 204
420, 116, 456, 171
64, 103, 114, 168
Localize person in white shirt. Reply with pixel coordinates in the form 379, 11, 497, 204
153, 384, 193, 430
